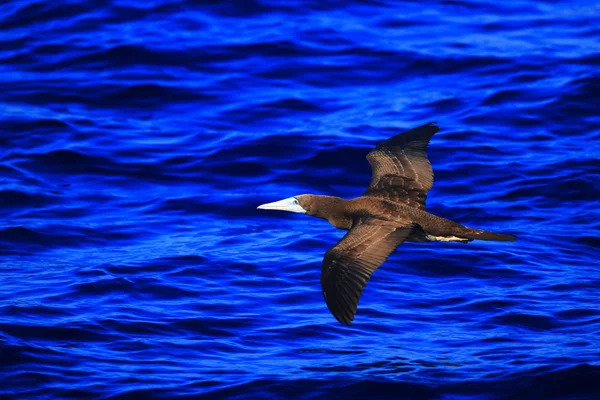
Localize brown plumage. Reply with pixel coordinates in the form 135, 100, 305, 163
257, 122, 517, 325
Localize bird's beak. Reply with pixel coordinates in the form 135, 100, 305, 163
257, 197, 307, 214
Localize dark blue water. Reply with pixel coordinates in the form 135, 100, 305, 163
1, 1, 600, 399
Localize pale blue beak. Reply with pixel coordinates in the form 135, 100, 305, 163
257, 197, 307, 214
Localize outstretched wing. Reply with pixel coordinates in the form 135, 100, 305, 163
320, 218, 415, 325
363, 122, 440, 210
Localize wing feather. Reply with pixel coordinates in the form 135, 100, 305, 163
363, 122, 439, 210
320, 219, 415, 325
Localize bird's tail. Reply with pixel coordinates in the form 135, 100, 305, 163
461, 228, 517, 242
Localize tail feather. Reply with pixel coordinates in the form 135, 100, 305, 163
462, 228, 517, 242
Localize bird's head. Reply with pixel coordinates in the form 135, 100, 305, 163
257, 194, 314, 215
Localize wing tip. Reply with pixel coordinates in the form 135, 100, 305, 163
423, 121, 440, 132
336, 314, 354, 326
376, 121, 441, 149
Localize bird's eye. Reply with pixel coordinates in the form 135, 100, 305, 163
292, 198, 299, 205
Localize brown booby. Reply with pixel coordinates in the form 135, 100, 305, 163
257, 122, 516, 325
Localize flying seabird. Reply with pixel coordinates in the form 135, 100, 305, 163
257, 122, 516, 325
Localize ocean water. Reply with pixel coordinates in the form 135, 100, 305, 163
1, 0, 600, 398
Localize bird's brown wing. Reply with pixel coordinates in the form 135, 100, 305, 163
320, 218, 415, 325
363, 122, 440, 210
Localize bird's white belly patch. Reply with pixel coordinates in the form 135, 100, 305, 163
426, 234, 465, 242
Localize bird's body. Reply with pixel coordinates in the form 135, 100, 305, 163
258, 122, 516, 325
296, 194, 513, 242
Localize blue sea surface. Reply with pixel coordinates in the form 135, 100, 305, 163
1, 0, 600, 399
